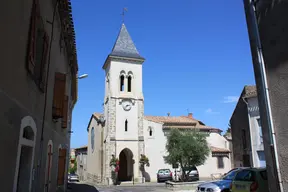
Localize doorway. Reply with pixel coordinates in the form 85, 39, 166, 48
13, 116, 37, 192
17, 146, 33, 192
118, 148, 133, 181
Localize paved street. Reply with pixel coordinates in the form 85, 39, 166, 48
68, 182, 192, 192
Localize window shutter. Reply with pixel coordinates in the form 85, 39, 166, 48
62, 96, 69, 128
53, 73, 66, 119
39, 32, 49, 91
57, 148, 67, 185
27, 0, 38, 74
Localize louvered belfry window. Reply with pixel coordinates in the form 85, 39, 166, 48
27, 0, 49, 91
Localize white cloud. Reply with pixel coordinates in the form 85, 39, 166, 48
223, 96, 239, 103
205, 108, 219, 114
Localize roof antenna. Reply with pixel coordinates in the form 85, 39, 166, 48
121, 7, 128, 24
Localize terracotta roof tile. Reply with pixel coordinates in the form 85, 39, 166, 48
93, 113, 103, 119
144, 116, 197, 124
91, 113, 222, 132
211, 146, 230, 153
244, 85, 257, 98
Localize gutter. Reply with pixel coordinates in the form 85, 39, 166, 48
247, 1, 283, 191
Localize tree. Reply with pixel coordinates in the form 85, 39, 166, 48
69, 160, 77, 174
163, 129, 210, 181
139, 154, 150, 172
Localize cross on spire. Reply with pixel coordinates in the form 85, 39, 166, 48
121, 7, 128, 23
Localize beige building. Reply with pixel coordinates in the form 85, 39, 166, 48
0, 0, 79, 191
85, 23, 232, 184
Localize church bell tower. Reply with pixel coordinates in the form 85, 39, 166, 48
102, 23, 145, 183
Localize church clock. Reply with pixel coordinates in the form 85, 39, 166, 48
122, 99, 132, 111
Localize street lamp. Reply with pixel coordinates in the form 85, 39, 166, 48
78, 74, 88, 79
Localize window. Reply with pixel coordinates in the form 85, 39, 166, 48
217, 157, 224, 169
27, 0, 49, 91
91, 127, 95, 153
52, 72, 69, 129
149, 129, 153, 136
57, 148, 67, 185
125, 120, 128, 132
234, 170, 255, 182
120, 75, 125, 91
242, 130, 247, 149
257, 119, 263, 143
45, 141, 53, 191
127, 76, 132, 92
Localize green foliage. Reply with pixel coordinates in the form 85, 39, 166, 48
69, 160, 77, 174
139, 154, 150, 171
109, 155, 119, 167
163, 129, 210, 180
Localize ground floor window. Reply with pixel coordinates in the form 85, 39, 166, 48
57, 148, 67, 185
217, 156, 224, 169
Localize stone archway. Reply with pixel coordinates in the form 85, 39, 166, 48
118, 148, 133, 182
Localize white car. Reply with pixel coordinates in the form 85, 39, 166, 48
68, 173, 79, 182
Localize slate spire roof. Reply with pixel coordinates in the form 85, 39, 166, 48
109, 23, 144, 60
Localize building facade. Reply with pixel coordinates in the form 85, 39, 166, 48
0, 0, 78, 191
243, 0, 288, 191
74, 146, 88, 181
85, 23, 231, 184
230, 85, 266, 168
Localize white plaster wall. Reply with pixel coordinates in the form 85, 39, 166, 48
108, 60, 143, 98
247, 97, 265, 167
198, 133, 232, 177
87, 118, 102, 177
115, 100, 139, 140
143, 120, 173, 182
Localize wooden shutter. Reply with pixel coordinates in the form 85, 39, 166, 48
57, 148, 67, 185
27, 0, 39, 74
39, 32, 49, 91
52, 73, 66, 119
62, 95, 69, 128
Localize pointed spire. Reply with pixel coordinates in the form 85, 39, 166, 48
109, 23, 144, 60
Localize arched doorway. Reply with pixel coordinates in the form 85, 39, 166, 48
118, 148, 133, 182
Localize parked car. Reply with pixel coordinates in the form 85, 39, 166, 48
177, 166, 199, 181
230, 167, 268, 192
196, 167, 248, 192
157, 169, 173, 182
68, 173, 79, 182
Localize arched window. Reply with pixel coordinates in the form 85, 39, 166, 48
149, 129, 153, 136
127, 76, 132, 92
120, 75, 125, 91
91, 127, 95, 153
125, 120, 128, 132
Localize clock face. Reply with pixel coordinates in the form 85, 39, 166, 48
122, 100, 132, 111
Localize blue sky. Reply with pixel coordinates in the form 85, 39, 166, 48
70, 0, 255, 148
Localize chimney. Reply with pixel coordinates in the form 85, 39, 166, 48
188, 113, 193, 118
167, 112, 170, 117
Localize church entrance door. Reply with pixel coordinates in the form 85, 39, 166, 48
118, 148, 133, 182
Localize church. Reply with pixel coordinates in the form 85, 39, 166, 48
85, 23, 232, 184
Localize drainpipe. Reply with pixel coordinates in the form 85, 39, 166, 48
247, 1, 283, 191
242, 97, 255, 167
